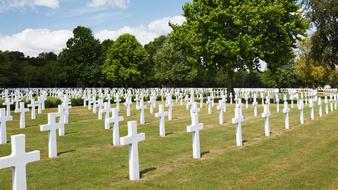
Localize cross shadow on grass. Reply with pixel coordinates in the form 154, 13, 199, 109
58, 150, 75, 156
140, 167, 157, 178
165, 132, 175, 136
201, 151, 210, 158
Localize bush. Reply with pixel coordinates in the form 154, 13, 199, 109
71, 98, 83, 106
45, 97, 62, 108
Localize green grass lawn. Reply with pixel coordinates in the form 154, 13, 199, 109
1, 101, 337, 190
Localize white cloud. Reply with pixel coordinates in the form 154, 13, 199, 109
33, 0, 59, 9
0, 0, 59, 12
95, 15, 186, 44
87, 0, 130, 9
0, 29, 72, 57
0, 15, 186, 57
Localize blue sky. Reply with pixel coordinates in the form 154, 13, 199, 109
0, 0, 189, 56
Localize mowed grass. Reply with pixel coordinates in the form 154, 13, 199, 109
0, 100, 337, 190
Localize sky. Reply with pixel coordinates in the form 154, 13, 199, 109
0, 0, 189, 57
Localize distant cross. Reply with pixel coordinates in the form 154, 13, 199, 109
298, 99, 305, 124
0, 134, 40, 190
232, 102, 244, 146
27, 99, 38, 120
187, 110, 203, 159
14, 102, 29, 129
155, 105, 168, 137
324, 96, 329, 114
137, 100, 146, 125
40, 113, 64, 158
109, 108, 124, 146
206, 96, 212, 114
261, 103, 271, 137
253, 95, 258, 117
124, 96, 132, 117
114, 95, 121, 110
318, 97, 323, 117
0, 108, 13, 144
102, 102, 112, 130
283, 97, 290, 129
120, 121, 145, 181
165, 97, 173, 120
199, 94, 203, 108
275, 94, 280, 113
3, 97, 13, 117
217, 100, 224, 125
309, 98, 315, 120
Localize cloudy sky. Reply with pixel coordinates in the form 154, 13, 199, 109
0, 0, 188, 57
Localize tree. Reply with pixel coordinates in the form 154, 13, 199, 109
102, 34, 148, 87
170, 0, 308, 96
58, 26, 102, 87
303, 0, 338, 68
153, 38, 196, 87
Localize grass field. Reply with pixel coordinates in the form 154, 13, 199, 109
0, 101, 337, 190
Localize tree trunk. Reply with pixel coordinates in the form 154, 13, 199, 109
227, 69, 234, 102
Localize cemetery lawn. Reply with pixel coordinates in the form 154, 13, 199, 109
1, 102, 337, 190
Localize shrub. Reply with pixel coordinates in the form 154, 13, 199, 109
71, 98, 83, 106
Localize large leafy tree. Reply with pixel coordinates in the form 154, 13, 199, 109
153, 38, 196, 87
170, 0, 308, 96
102, 34, 148, 87
303, 0, 338, 68
59, 26, 102, 87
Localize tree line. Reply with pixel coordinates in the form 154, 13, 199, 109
0, 0, 336, 89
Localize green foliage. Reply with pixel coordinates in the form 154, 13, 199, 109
170, 0, 309, 93
262, 65, 298, 88
102, 34, 148, 87
153, 38, 196, 87
59, 26, 103, 87
303, 0, 338, 68
71, 98, 84, 106
44, 97, 62, 108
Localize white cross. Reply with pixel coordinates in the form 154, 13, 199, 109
325, 96, 329, 114
276, 94, 280, 113
261, 103, 271, 137
298, 99, 305, 124
217, 100, 224, 125
114, 95, 121, 110
120, 121, 145, 181
187, 110, 203, 159
206, 96, 212, 114
165, 98, 173, 120
253, 95, 258, 117
15, 102, 29, 129
40, 113, 63, 158
109, 108, 124, 146
102, 102, 112, 130
0, 134, 40, 190
124, 96, 132, 116
232, 103, 244, 146
3, 97, 13, 117
283, 99, 290, 129
137, 100, 146, 125
155, 104, 168, 137
318, 97, 322, 117
199, 94, 204, 108
27, 99, 38, 120
309, 98, 314, 120
0, 108, 13, 144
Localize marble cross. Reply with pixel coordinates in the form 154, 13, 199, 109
206, 96, 212, 114
40, 113, 64, 158
318, 97, 322, 117
232, 102, 244, 146
0, 134, 40, 190
298, 99, 305, 125
102, 102, 112, 130
27, 99, 38, 120
165, 98, 173, 120
0, 108, 13, 144
124, 96, 132, 117
217, 100, 224, 125
137, 100, 146, 125
155, 104, 168, 137
109, 108, 124, 146
120, 121, 145, 181
309, 98, 314, 120
283, 98, 290, 129
261, 102, 271, 137
15, 102, 29, 129
187, 109, 203, 159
